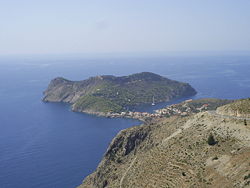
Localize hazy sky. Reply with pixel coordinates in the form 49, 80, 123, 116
0, 0, 250, 55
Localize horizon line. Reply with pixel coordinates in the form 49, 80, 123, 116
0, 50, 250, 59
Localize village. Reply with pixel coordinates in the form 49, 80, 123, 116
105, 99, 210, 121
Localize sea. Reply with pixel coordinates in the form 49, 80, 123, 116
0, 55, 250, 188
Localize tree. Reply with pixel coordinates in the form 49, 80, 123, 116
244, 119, 247, 126
207, 134, 216, 146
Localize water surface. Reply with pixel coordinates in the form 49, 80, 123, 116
0, 55, 250, 188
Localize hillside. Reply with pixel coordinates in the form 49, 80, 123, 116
78, 99, 250, 188
155, 98, 233, 117
217, 98, 250, 118
43, 72, 197, 114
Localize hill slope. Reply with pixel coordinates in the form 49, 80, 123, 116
216, 98, 250, 118
43, 72, 197, 114
78, 99, 250, 188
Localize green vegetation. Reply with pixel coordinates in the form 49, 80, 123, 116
73, 95, 123, 113
81, 73, 196, 112
44, 72, 197, 113
244, 174, 250, 180
212, 156, 218, 160
93, 81, 190, 107
175, 98, 233, 113
187, 98, 233, 110
244, 119, 247, 126
207, 134, 216, 146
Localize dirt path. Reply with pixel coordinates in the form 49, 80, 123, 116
120, 157, 137, 188
208, 110, 250, 120
162, 118, 194, 144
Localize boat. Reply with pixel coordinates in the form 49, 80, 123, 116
152, 96, 155, 106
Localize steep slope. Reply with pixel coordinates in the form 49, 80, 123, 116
78, 99, 250, 188
43, 72, 197, 114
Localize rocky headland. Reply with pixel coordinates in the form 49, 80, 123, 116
78, 99, 250, 188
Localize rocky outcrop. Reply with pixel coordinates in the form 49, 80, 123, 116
78, 124, 153, 188
105, 125, 151, 159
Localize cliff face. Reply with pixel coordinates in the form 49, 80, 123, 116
43, 76, 105, 103
43, 72, 197, 114
79, 125, 153, 188
78, 100, 250, 188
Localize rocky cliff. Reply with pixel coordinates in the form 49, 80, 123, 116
78, 99, 250, 188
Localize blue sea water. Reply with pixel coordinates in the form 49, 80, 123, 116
0, 55, 250, 188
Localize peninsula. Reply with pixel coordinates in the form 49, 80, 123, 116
43, 72, 197, 117
43, 73, 250, 187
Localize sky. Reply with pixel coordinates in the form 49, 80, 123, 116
0, 0, 250, 55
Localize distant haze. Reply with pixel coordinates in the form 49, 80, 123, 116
0, 0, 250, 55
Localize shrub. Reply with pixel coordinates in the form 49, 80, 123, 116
212, 156, 218, 160
207, 134, 216, 146
244, 174, 250, 180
